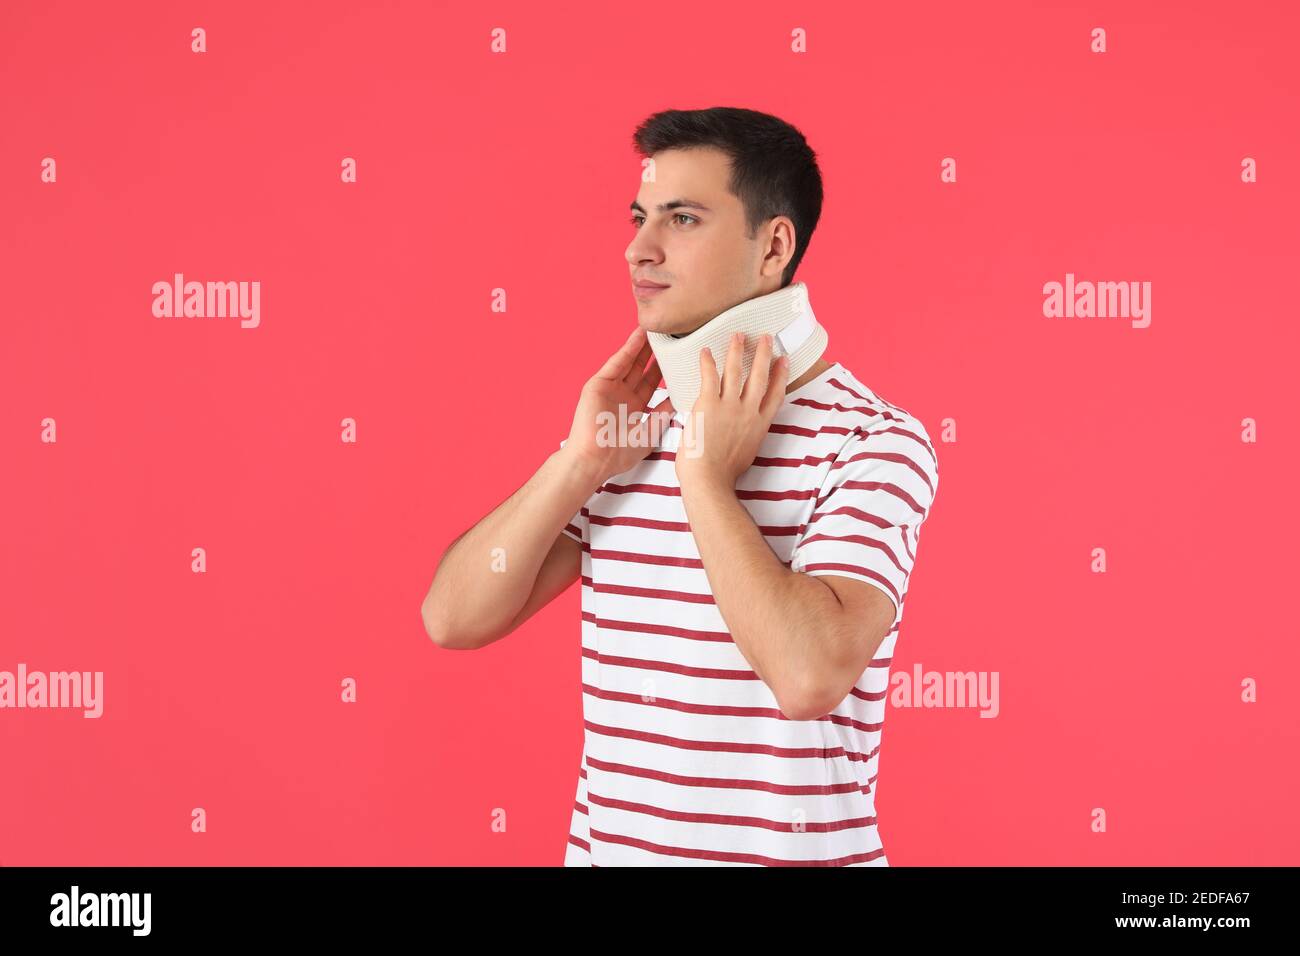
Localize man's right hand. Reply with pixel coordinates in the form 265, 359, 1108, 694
561, 325, 675, 485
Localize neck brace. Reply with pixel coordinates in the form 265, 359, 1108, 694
646, 281, 829, 417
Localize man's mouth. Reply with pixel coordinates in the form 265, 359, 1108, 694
633, 279, 671, 300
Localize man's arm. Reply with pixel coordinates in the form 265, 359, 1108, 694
678, 476, 897, 720
420, 449, 600, 650
673, 330, 933, 720
420, 325, 673, 651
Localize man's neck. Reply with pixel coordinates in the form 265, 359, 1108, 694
659, 353, 830, 391
660, 347, 829, 391
786, 356, 832, 393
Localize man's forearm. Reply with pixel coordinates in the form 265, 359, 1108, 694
679, 475, 850, 719
422, 449, 601, 647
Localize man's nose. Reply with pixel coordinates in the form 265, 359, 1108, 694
626, 226, 664, 266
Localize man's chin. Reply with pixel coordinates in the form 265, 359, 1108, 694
637, 311, 706, 338
636, 312, 684, 336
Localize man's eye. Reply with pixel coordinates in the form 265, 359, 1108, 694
629, 214, 697, 228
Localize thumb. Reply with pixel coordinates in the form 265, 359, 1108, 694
650, 394, 675, 428
643, 395, 674, 443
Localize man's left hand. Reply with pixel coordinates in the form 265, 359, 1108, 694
674, 331, 790, 489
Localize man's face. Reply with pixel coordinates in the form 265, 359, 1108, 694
626, 147, 770, 335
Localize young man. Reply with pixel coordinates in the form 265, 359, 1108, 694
421, 107, 939, 866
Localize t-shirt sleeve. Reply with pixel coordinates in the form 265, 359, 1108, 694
789, 421, 939, 620
557, 436, 587, 543
561, 506, 584, 543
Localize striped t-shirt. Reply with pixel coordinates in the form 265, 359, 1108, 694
558, 361, 939, 866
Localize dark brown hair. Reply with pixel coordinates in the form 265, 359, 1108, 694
631, 107, 824, 287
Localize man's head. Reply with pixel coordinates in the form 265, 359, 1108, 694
626, 107, 824, 336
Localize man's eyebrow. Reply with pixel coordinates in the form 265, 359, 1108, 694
629, 199, 712, 214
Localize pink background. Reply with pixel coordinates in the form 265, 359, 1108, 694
2, 0, 1297, 865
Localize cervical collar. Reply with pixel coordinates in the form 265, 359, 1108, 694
646, 281, 829, 417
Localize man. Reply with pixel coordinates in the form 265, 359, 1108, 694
421, 107, 939, 866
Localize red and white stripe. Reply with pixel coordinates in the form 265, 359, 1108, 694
559, 362, 938, 866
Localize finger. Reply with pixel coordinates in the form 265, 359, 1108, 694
722, 332, 745, 399
595, 326, 647, 381
648, 395, 675, 444
742, 333, 773, 404
698, 346, 719, 399
632, 354, 662, 408
623, 337, 654, 388
629, 396, 672, 447
759, 354, 791, 420
626, 408, 650, 447
649, 392, 675, 428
